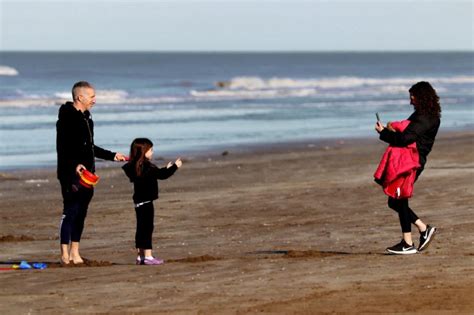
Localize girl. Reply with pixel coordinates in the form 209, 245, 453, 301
375, 81, 440, 255
122, 138, 182, 265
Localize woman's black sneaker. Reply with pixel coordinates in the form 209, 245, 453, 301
386, 239, 417, 255
418, 225, 437, 252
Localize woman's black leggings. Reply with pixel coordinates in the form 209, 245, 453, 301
135, 202, 154, 249
388, 167, 424, 233
388, 197, 419, 233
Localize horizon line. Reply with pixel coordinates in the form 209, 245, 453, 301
1, 49, 473, 54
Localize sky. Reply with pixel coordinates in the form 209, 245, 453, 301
0, 0, 472, 52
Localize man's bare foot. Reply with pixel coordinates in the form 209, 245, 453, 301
69, 242, 83, 264
60, 256, 70, 265
70, 256, 84, 264
60, 244, 70, 265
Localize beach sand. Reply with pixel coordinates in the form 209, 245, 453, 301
0, 131, 473, 314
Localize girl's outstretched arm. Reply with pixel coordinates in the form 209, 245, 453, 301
167, 158, 182, 169
154, 158, 182, 180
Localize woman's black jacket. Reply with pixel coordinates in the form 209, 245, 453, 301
379, 111, 440, 169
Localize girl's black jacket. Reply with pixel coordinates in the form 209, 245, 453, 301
379, 111, 440, 169
56, 102, 116, 185
122, 161, 178, 204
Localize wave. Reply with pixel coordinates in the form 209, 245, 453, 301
214, 75, 474, 91
190, 88, 317, 99
0, 65, 19, 76
0, 75, 472, 107
0, 89, 136, 107
54, 89, 129, 102
0, 96, 188, 108
189, 75, 473, 100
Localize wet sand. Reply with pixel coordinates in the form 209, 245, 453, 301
1, 131, 473, 314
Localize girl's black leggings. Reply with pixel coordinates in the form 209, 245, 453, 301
388, 197, 419, 233
135, 202, 154, 249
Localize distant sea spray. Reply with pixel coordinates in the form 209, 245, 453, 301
0, 65, 19, 76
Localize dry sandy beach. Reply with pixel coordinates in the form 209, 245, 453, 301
1, 131, 473, 314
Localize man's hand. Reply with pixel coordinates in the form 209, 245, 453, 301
114, 153, 127, 161
76, 164, 86, 175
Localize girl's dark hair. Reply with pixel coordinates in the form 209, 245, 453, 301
409, 81, 441, 118
129, 138, 153, 177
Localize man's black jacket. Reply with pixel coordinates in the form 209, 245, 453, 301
56, 102, 116, 185
379, 111, 440, 168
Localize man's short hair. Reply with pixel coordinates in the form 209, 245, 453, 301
72, 81, 94, 101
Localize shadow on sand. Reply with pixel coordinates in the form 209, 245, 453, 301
247, 250, 385, 258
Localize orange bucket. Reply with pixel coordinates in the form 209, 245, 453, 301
79, 169, 100, 189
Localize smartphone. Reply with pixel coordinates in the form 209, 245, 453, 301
375, 112, 381, 122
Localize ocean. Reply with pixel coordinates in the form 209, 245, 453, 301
0, 52, 473, 170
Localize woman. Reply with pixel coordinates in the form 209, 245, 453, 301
375, 81, 441, 254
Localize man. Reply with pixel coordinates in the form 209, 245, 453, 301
57, 81, 126, 264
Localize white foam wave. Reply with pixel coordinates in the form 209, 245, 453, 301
191, 88, 317, 99
0, 99, 56, 108
54, 89, 129, 103
0, 65, 19, 76
98, 89, 129, 101
0, 89, 132, 107
218, 75, 474, 91
0, 75, 472, 107
189, 75, 472, 100
0, 93, 187, 108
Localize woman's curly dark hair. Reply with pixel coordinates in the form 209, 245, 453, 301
409, 81, 441, 117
